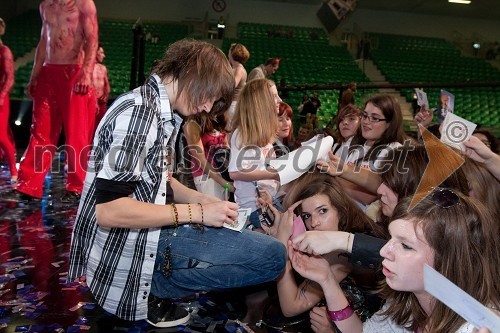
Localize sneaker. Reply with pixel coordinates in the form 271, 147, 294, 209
146, 295, 190, 328
0, 189, 39, 203
60, 191, 81, 205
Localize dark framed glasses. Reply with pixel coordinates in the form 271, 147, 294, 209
361, 112, 387, 123
431, 188, 460, 209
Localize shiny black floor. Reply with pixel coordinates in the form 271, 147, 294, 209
0, 164, 272, 333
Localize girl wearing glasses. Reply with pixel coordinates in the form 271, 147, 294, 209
289, 188, 499, 333
329, 94, 408, 210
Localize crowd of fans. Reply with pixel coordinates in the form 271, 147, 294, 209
0, 4, 498, 332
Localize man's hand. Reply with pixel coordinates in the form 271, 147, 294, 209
98, 95, 108, 104
73, 69, 92, 95
201, 201, 239, 227
27, 79, 38, 99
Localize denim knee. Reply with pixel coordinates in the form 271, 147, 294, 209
151, 226, 286, 299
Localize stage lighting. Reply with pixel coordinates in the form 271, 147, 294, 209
448, 0, 471, 4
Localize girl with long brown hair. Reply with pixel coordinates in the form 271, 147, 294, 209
290, 189, 499, 333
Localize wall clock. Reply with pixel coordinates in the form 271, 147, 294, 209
212, 0, 226, 12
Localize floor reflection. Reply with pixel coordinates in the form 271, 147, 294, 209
0, 166, 261, 333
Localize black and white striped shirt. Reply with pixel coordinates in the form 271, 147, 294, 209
68, 74, 182, 321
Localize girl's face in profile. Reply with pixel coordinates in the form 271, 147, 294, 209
269, 84, 282, 114
380, 218, 434, 294
300, 194, 339, 232
377, 182, 399, 217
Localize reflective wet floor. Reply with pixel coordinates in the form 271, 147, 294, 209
0, 165, 276, 333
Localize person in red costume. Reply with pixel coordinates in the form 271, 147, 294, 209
92, 44, 110, 133
13, 0, 98, 203
0, 18, 17, 184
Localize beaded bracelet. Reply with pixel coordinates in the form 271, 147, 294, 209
169, 204, 176, 226
197, 203, 204, 224
190, 203, 205, 233
327, 304, 354, 322
187, 204, 193, 224
170, 203, 179, 228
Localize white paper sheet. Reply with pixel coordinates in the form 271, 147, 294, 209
415, 88, 429, 110
300, 134, 323, 146
269, 136, 334, 185
424, 264, 500, 331
440, 113, 477, 151
223, 208, 252, 232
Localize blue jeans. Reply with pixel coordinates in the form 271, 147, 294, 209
152, 225, 286, 299
249, 209, 262, 229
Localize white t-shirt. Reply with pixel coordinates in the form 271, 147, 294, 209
228, 129, 279, 212
363, 309, 475, 333
333, 136, 354, 160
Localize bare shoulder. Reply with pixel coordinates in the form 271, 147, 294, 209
39, 1, 47, 16
76, 0, 97, 16
236, 65, 247, 75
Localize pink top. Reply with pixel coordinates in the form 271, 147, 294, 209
191, 130, 228, 178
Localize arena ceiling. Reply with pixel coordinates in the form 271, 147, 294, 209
256, 0, 500, 21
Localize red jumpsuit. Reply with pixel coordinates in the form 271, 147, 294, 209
16, 64, 95, 198
0, 44, 16, 178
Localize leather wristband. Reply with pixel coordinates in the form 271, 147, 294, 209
327, 304, 355, 322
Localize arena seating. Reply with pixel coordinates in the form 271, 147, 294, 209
3, 10, 41, 60
370, 33, 500, 128
7, 15, 497, 131
226, 22, 376, 128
